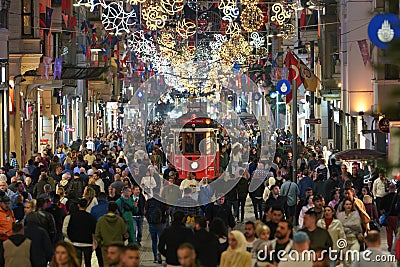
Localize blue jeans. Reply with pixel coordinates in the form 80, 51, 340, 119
149, 223, 164, 260
133, 216, 144, 243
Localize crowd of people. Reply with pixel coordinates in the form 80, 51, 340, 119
0, 126, 397, 267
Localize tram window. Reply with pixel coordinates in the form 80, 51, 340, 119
180, 132, 206, 154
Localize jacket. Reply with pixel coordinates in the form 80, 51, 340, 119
25, 222, 53, 267
316, 218, 346, 250
236, 178, 249, 199
3, 234, 32, 267
158, 221, 194, 265
205, 203, 235, 228
67, 177, 86, 199
0, 207, 15, 241
68, 210, 96, 244
95, 213, 127, 246
193, 229, 219, 267
90, 199, 109, 222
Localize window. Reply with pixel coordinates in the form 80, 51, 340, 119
22, 0, 33, 36
385, 64, 400, 80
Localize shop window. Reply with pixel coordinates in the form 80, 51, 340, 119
385, 64, 400, 80
22, 0, 33, 37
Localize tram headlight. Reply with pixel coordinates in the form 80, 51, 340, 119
190, 161, 199, 170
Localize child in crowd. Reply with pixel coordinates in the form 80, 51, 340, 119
252, 222, 271, 267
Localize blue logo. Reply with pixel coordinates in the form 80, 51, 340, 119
135, 89, 144, 99
277, 79, 291, 95
368, 13, 400, 49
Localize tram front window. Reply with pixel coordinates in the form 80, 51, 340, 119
181, 133, 206, 154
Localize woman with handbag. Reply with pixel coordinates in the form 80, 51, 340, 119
337, 198, 363, 267
363, 195, 380, 231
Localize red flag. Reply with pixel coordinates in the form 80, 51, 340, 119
300, 9, 306, 30
62, 0, 71, 13
285, 51, 304, 103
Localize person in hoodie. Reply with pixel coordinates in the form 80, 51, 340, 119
3, 222, 33, 267
192, 215, 219, 267
95, 201, 128, 267
24, 213, 53, 267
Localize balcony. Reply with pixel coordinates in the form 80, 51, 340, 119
9, 39, 42, 54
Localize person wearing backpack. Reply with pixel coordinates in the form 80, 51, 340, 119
145, 193, 167, 264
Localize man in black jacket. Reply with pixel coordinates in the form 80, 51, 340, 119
24, 213, 53, 267
67, 198, 97, 267
45, 194, 66, 243
205, 195, 235, 229
192, 215, 219, 267
324, 173, 339, 203
32, 198, 57, 246
158, 210, 194, 266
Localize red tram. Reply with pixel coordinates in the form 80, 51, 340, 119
168, 113, 221, 180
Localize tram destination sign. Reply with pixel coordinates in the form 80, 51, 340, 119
305, 118, 321, 124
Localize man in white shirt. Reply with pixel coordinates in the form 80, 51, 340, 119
179, 172, 198, 191
86, 138, 95, 151
372, 171, 388, 214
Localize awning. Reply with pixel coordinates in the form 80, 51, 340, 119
333, 149, 386, 161
23, 66, 109, 80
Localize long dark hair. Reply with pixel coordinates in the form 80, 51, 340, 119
209, 218, 228, 238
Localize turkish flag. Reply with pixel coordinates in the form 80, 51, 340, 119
285, 51, 304, 103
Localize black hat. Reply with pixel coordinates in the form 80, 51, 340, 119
0, 195, 10, 203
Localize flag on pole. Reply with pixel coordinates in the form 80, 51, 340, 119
357, 39, 371, 66
45, 7, 53, 35
285, 50, 304, 103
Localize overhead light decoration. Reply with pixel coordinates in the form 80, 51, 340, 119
126, 0, 146, 4
219, 34, 252, 64
160, 0, 184, 15
271, 2, 292, 26
142, 4, 167, 30
92, 1, 137, 35
249, 32, 265, 49
127, 30, 156, 57
209, 34, 228, 54
219, 0, 239, 22
225, 22, 242, 36
280, 23, 296, 39
73, 0, 93, 7
176, 19, 197, 39
240, 2, 265, 32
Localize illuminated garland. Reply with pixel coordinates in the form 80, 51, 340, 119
98, 1, 137, 35
176, 19, 197, 39
240, 3, 265, 32
142, 4, 167, 30
160, 0, 184, 15
271, 2, 292, 26
225, 22, 242, 36
249, 32, 265, 49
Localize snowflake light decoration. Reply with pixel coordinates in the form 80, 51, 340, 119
92, 1, 137, 35
127, 30, 156, 58
249, 32, 265, 49
74, 0, 94, 7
